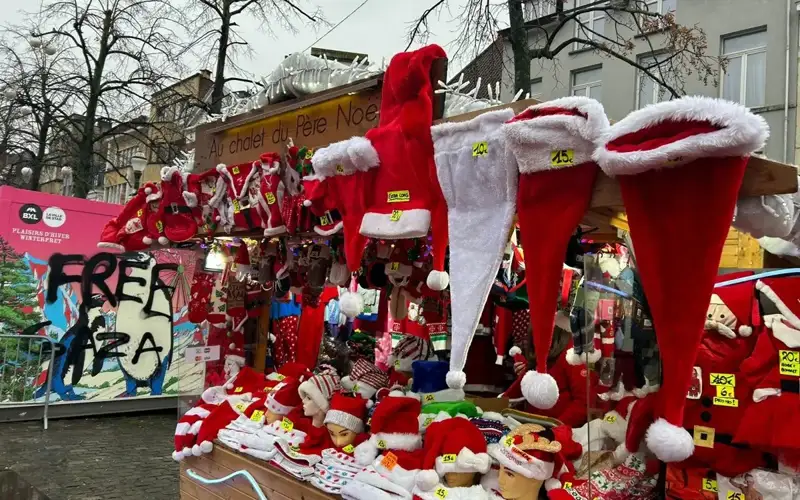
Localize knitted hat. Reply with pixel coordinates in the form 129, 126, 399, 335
324, 392, 369, 434
411, 360, 465, 403
353, 391, 423, 465
488, 424, 564, 488
706, 271, 759, 338
594, 96, 768, 463
502, 97, 609, 411
341, 358, 389, 399
416, 418, 491, 490
298, 368, 341, 413
430, 109, 519, 391
267, 378, 303, 416
391, 335, 432, 372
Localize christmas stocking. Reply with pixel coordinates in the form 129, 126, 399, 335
256, 152, 287, 236
158, 166, 198, 243
429, 108, 518, 391
595, 96, 768, 462
502, 96, 609, 410
216, 162, 264, 231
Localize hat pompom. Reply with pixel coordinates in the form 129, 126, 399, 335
225, 382, 233, 390
445, 370, 467, 390
645, 418, 694, 462
142, 236, 153, 245
158, 236, 169, 246
509, 346, 522, 356
520, 370, 559, 409
416, 469, 440, 491
365, 399, 374, 409
303, 199, 312, 207
544, 479, 561, 491
145, 186, 152, 195
354, 438, 379, 466
340, 291, 364, 318
229, 342, 236, 350
738, 325, 753, 337
565, 347, 601, 366
172, 450, 183, 462
427, 270, 450, 291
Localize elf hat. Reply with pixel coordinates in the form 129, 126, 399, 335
594, 96, 768, 463
324, 392, 370, 434
298, 367, 341, 413
411, 360, 465, 403
502, 96, 609, 410
391, 335, 432, 373
416, 418, 491, 490
341, 358, 389, 399
430, 108, 518, 392
353, 391, 423, 465
488, 424, 563, 483
267, 378, 304, 416
706, 271, 758, 338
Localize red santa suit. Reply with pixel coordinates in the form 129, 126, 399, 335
734, 276, 800, 467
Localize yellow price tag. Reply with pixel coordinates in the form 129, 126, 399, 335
604, 414, 617, 423
137, 209, 143, 217
265, 192, 276, 205
250, 410, 264, 422
472, 141, 488, 157
275, 374, 285, 381
713, 397, 738, 407
232, 199, 241, 213
424, 394, 435, 403
779, 350, 800, 376
434, 486, 449, 499
390, 262, 400, 271
234, 386, 243, 393
716, 385, 735, 398
442, 454, 457, 464
503, 436, 514, 448
387, 191, 410, 203
336, 164, 344, 174
702, 479, 718, 493
343, 444, 355, 454
563, 482, 573, 489
394, 360, 400, 368
352, 383, 360, 393
367, 417, 372, 426
709, 373, 736, 386
281, 418, 294, 432
305, 149, 314, 159
423, 417, 434, 427
319, 213, 331, 225
550, 149, 574, 167
155, 220, 163, 233
235, 402, 247, 413
232, 166, 240, 175
390, 210, 403, 222
693, 425, 715, 449
727, 492, 744, 500
377, 439, 387, 449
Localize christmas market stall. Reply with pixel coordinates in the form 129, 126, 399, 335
96, 43, 800, 500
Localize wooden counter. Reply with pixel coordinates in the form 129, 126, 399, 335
180, 445, 336, 500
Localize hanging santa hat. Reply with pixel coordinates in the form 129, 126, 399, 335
488, 424, 565, 491
430, 109, 518, 391
298, 367, 341, 413
324, 392, 370, 434
416, 418, 491, 490
594, 96, 768, 463
502, 97, 609, 411
706, 271, 759, 338
353, 391, 423, 465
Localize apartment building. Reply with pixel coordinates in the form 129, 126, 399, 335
457, 0, 799, 163
101, 117, 149, 204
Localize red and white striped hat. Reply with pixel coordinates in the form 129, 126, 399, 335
391, 335, 432, 372
298, 367, 341, 412
342, 359, 389, 399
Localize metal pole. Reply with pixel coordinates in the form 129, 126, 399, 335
0, 334, 56, 430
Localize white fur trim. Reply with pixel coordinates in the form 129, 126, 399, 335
446, 370, 467, 390
314, 220, 344, 236
360, 209, 431, 239
480, 411, 505, 423
146, 191, 162, 203
368, 432, 422, 454
416, 470, 440, 491
759, 236, 800, 257
185, 406, 211, 418
172, 450, 183, 462
298, 379, 331, 413
756, 281, 800, 330
487, 443, 554, 480
503, 96, 608, 174
218, 162, 259, 200
157, 236, 169, 246
612, 442, 631, 464
340, 291, 364, 318
324, 409, 364, 433
183, 191, 198, 207
544, 479, 561, 491
416, 388, 465, 404
565, 347, 601, 366
520, 371, 559, 410
97, 242, 125, 251
266, 393, 296, 415
495, 355, 504, 365
354, 438, 379, 465
427, 270, 450, 291
175, 422, 191, 435
508, 346, 522, 356
595, 96, 769, 176
161, 165, 182, 182
738, 325, 753, 337
753, 387, 781, 402
264, 225, 287, 237
312, 136, 380, 178
431, 108, 515, 141
435, 448, 491, 475
645, 418, 694, 463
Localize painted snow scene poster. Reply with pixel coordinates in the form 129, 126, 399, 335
0, 187, 204, 404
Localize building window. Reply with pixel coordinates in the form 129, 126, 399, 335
530, 77, 543, 100
104, 183, 126, 205
574, 0, 606, 50
722, 30, 767, 108
524, 0, 556, 21
643, 0, 676, 15
115, 146, 137, 169
571, 66, 602, 101
636, 54, 670, 109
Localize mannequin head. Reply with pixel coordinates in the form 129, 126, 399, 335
498, 466, 542, 500
265, 409, 284, 425
302, 394, 323, 418
224, 354, 244, 379
444, 472, 477, 488
326, 422, 357, 448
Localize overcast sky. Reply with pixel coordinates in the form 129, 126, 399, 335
0, 0, 478, 82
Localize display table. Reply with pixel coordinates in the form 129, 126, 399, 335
180, 445, 335, 500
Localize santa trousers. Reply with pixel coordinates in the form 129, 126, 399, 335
273, 315, 300, 367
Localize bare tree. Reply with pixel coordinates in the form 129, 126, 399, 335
30, 0, 190, 198
408, 0, 720, 99
187, 0, 323, 114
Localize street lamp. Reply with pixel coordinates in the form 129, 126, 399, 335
131, 151, 146, 190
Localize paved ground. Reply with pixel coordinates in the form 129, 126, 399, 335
0, 411, 179, 500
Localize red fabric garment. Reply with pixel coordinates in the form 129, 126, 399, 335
526, 350, 602, 427
296, 286, 340, 368
664, 464, 717, 499
274, 315, 299, 367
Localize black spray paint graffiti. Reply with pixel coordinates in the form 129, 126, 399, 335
42, 252, 178, 399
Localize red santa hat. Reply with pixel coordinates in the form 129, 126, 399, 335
594, 96, 768, 463
224, 366, 265, 393
429, 109, 518, 391
298, 367, 341, 413
416, 418, 491, 491
487, 424, 564, 488
353, 391, 422, 465
271, 361, 313, 381
502, 96, 609, 411
755, 275, 800, 330
707, 271, 759, 338
267, 378, 303, 416
324, 392, 369, 434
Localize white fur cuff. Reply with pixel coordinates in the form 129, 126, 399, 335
360, 209, 431, 239
312, 136, 379, 178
